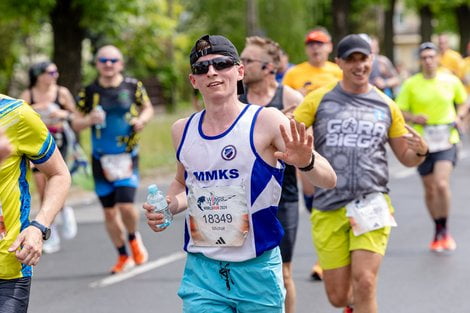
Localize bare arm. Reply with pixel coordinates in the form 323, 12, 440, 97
401, 110, 428, 125
281, 85, 303, 117
8, 149, 71, 265
131, 98, 154, 132
389, 124, 428, 167
274, 118, 337, 189
257, 107, 336, 188
71, 110, 105, 132
19, 90, 31, 103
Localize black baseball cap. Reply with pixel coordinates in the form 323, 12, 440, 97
418, 42, 437, 54
336, 34, 372, 59
190, 35, 240, 66
189, 34, 244, 94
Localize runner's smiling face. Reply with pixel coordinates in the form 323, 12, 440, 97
337, 52, 372, 91
189, 54, 244, 100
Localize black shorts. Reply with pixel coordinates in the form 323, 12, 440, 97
277, 201, 299, 263
97, 186, 137, 208
417, 145, 458, 176
0, 277, 31, 313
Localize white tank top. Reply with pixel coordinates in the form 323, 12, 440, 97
177, 104, 284, 262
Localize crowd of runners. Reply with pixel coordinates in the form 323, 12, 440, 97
1, 26, 470, 313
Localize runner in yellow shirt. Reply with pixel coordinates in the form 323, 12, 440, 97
294, 34, 427, 313
438, 34, 464, 77
396, 42, 469, 252
283, 27, 342, 96
0, 95, 70, 312
283, 27, 343, 281
461, 42, 470, 94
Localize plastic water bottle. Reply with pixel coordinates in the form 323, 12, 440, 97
95, 105, 106, 129
147, 184, 172, 228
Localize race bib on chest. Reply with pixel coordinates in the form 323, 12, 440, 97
100, 153, 133, 182
346, 192, 397, 236
423, 125, 452, 153
187, 184, 250, 247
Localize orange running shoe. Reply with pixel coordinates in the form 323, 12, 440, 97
440, 234, 456, 251
344, 305, 354, 313
130, 233, 148, 265
429, 239, 443, 252
111, 255, 135, 274
311, 262, 323, 281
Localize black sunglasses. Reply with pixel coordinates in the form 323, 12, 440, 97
191, 57, 239, 75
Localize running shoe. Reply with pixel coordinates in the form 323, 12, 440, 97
429, 238, 443, 252
110, 255, 135, 274
43, 225, 61, 254
440, 234, 456, 251
130, 233, 148, 265
310, 262, 323, 281
344, 305, 354, 313
61, 206, 77, 240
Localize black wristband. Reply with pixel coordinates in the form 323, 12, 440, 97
416, 148, 429, 157
298, 151, 315, 172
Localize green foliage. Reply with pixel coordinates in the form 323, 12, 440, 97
404, 0, 469, 33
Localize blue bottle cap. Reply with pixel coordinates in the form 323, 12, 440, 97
148, 184, 158, 193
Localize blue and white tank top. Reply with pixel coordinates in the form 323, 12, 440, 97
177, 104, 284, 262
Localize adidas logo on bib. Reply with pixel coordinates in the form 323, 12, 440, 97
215, 237, 226, 245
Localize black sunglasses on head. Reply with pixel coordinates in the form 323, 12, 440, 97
191, 57, 239, 75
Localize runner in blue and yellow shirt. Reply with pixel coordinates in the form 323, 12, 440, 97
0, 95, 70, 313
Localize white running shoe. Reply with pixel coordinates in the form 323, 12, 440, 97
43, 225, 61, 254
61, 206, 77, 240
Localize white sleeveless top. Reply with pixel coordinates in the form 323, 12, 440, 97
177, 104, 284, 262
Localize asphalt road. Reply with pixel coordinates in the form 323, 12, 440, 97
29, 145, 470, 313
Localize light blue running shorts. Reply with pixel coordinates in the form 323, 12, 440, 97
177, 247, 285, 313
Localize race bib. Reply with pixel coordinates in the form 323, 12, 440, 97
423, 125, 452, 153
0, 203, 6, 240
346, 192, 397, 236
187, 185, 249, 247
100, 153, 133, 182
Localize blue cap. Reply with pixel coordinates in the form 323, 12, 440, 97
148, 184, 158, 193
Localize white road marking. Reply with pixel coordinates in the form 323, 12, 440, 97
89, 251, 186, 288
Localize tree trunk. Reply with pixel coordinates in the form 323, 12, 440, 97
246, 0, 260, 36
384, 0, 396, 64
419, 5, 433, 43
456, 4, 470, 56
166, 0, 175, 111
331, 0, 350, 46
50, 0, 85, 96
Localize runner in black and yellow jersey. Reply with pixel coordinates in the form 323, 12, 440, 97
73, 45, 154, 274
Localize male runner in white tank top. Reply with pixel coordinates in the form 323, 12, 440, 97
143, 34, 337, 313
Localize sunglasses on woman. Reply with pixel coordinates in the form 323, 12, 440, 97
191, 57, 239, 75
